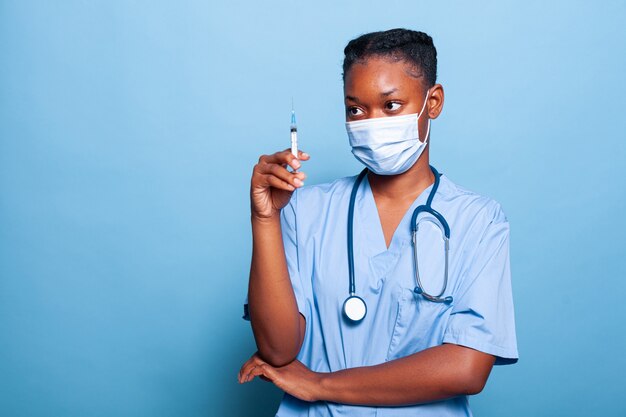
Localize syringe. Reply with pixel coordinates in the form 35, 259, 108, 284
290, 101, 298, 159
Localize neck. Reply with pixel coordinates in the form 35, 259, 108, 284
367, 156, 435, 202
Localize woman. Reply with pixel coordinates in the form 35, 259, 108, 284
239, 28, 518, 416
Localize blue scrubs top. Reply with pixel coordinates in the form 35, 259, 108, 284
244, 172, 518, 417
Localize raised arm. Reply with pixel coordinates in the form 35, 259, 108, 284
247, 149, 309, 367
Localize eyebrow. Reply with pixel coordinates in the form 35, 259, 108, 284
380, 88, 398, 97
345, 88, 399, 102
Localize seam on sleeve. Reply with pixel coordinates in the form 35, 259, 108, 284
443, 329, 518, 365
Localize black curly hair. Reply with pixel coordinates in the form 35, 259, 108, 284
342, 28, 437, 87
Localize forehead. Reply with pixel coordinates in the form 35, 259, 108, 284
344, 56, 424, 96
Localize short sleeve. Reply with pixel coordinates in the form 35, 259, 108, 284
442, 206, 519, 365
242, 192, 308, 321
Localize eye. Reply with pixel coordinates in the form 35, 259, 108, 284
385, 101, 402, 111
347, 106, 364, 116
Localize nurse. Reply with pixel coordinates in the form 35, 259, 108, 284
239, 28, 518, 416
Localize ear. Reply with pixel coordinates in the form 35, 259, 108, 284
427, 84, 444, 120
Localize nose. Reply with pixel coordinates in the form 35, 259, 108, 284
367, 109, 388, 119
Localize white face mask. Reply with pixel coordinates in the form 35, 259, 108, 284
345, 90, 431, 175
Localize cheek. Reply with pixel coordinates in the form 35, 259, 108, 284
418, 115, 430, 141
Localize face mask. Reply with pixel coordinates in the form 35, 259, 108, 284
346, 90, 431, 175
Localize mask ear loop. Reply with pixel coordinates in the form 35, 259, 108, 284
417, 88, 431, 144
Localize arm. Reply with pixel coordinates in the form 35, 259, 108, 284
240, 343, 494, 405
248, 215, 306, 366
318, 343, 495, 405
247, 149, 309, 367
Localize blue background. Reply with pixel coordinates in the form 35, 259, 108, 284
1, 1, 625, 416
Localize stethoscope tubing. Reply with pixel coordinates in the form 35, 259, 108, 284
346, 165, 452, 321
347, 169, 368, 296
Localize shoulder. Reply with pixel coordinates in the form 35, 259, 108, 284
282, 174, 358, 234
438, 174, 508, 229
290, 174, 358, 211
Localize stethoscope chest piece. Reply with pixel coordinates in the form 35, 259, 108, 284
343, 295, 367, 322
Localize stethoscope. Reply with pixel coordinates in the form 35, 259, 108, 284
343, 165, 453, 323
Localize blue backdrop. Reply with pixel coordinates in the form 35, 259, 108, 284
1, 1, 625, 416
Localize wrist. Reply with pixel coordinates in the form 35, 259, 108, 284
316, 372, 334, 402
251, 211, 280, 225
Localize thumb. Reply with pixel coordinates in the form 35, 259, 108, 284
260, 364, 279, 381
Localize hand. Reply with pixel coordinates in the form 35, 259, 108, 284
238, 352, 324, 403
251, 149, 310, 220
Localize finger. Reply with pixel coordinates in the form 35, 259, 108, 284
238, 361, 254, 383
282, 149, 310, 161
259, 364, 279, 382
262, 150, 302, 171
245, 365, 266, 383
265, 174, 295, 192
260, 164, 305, 188
287, 150, 310, 174
241, 363, 259, 384
238, 358, 261, 383
284, 150, 311, 170
297, 150, 310, 161
238, 354, 267, 383
280, 148, 311, 166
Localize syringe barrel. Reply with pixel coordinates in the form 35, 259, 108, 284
290, 129, 298, 157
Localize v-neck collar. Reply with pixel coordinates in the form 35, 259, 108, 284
357, 173, 437, 258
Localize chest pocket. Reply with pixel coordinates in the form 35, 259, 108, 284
385, 222, 454, 360
386, 286, 453, 360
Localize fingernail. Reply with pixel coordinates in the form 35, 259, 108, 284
292, 160, 301, 169
294, 178, 303, 187
302, 152, 309, 157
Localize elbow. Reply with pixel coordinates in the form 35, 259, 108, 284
460, 375, 488, 396
451, 351, 494, 396
254, 328, 303, 367
265, 355, 297, 368
457, 363, 492, 396
250, 311, 306, 367
257, 347, 298, 367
